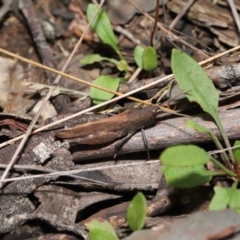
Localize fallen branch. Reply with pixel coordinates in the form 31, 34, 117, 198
71, 108, 240, 162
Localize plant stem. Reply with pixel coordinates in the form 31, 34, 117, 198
214, 116, 234, 167
210, 156, 237, 177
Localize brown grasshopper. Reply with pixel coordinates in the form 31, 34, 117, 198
55, 105, 158, 151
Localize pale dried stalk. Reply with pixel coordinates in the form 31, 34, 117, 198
1, 160, 159, 183
0, 163, 111, 185
169, 0, 195, 29
128, 67, 142, 82
228, 0, 240, 34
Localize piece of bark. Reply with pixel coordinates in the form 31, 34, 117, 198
18, 0, 70, 113
152, 209, 240, 240
33, 234, 79, 240
37, 189, 122, 225
121, 220, 175, 240
77, 191, 123, 213
82, 186, 211, 227
0, 127, 68, 168
35, 183, 125, 222
71, 108, 240, 162
206, 63, 240, 88
0, 212, 88, 238
0, 225, 79, 240
0, 128, 27, 139
0, 194, 34, 219
122, 216, 186, 240
18, 0, 55, 82
0, 0, 12, 22
34, 185, 80, 223
0, 147, 73, 220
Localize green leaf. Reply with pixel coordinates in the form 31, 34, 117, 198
186, 119, 218, 142
209, 186, 232, 211
127, 192, 147, 231
87, 4, 122, 59
160, 145, 210, 166
142, 46, 158, 71
171, 49, 219, 117
160, 145, 217, 188
163, 165, 214, 188
209, 182, 240, 212
233, 140, 240, 163
134, 45, 144, 68
86, 218, 119, 240
80, 54, 118, 66
81, 55, 130, 73
90, 76, 121, 105
171, 49, 233, 164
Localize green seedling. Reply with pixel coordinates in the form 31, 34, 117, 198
86, 192, 147, 239
209, 182, 240, 213
161, 145, 235, 189
134, 46, 144, 68
82, 4, 159, 105
171, 49, 233, 164
83, 3, 127, 71
126, 192, 147, 231
86, 4, 123, 59
81, 4, 129, 105
86, 218, 119, 240
134, 45, 158, 74
160, 49, 240, 212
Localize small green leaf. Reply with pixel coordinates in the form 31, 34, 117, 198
160, 145, 217, 188
87, 4, 122, 59
209, 186, 232, 211
127, 192, 147, 231
80, 54, 118, 66
90, 76, 121, 105
116, 60, 131, 72
134, 45, 144, 68
86, 218, 119, 240
142, 46, 158, 71
160, 145, 210, 166
186, 119, 216, 138
186, 119, 222, 148
209, 182, 240, 212
233, 140, 240, 163
163, 165, 213, 188
186, 119, 229, 163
